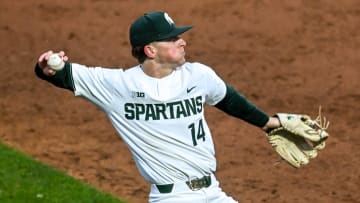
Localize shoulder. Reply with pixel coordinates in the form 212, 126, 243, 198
183, 62, 211, 69
181, 62, 216, 75
71, 63, 125, 73
71, 63, 141, 78
70, 63, 131, 89
182, 62, 222, 80
123, 65, 142, 75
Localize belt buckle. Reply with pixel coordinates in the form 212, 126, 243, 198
187, 176, 202, 191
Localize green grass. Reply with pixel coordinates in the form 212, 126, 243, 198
0, 143, 127, 203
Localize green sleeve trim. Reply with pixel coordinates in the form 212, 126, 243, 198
34, 62, 75, 92
215, 84, 269, 128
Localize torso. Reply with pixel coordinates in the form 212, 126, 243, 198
71, 62, 226, 184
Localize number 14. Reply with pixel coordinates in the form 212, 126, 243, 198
188, 119, 205, 146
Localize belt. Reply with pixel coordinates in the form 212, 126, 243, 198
155, 175, 212, 194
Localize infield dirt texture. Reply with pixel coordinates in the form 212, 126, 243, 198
0, 1, 359, 203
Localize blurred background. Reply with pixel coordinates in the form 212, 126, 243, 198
0, 1, 359, 202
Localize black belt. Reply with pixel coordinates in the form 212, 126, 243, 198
156, 175, 212, 193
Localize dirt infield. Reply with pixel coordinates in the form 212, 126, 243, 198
1, 1, 359, 202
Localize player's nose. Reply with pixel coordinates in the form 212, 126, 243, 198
177, 38, 186, 47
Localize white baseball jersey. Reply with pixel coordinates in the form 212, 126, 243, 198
71, 62, 227, 184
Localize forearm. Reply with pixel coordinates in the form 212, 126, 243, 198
35, 62, 75, 91
215, 84, 269, 128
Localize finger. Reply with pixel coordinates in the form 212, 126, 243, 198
48, 68, 56, 75
43, 67, 56, 76
58, 51, 69, 61
58, 51, 65, 57
38, 50, 53, 63
38, 50, 54, 69
44, 50, 54, 61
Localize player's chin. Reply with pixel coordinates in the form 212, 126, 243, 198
172, 55, 186, 67
178, 58, 186, 66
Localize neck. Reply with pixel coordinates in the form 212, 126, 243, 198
141, 60, 178, 78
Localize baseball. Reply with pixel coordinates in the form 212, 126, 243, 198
47, 53, 65, 71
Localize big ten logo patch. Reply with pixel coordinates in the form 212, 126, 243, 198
131, 91, 145, 98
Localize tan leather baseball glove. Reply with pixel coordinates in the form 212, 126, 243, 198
268, 108, 330, 168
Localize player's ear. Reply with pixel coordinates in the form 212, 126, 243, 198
144, 44, 156, 59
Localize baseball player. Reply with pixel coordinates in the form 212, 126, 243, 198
35, 11, 281, 203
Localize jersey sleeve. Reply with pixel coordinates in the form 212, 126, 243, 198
198, 63, 227, 106
71, 63, 123, 112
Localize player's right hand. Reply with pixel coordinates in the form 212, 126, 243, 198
38, 50, 68, 76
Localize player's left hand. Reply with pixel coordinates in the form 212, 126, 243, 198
267, 108, 330, 168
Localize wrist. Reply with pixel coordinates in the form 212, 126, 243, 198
262, 116, 281, 132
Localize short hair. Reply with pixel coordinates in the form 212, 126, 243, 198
131, 46, 148, 63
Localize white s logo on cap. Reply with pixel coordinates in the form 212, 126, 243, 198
164, 13, 174, 25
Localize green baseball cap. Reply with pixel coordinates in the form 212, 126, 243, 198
130, 11, 192, 47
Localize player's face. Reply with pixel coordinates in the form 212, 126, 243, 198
151, 36, 187, 66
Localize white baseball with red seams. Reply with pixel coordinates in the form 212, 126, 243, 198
47, 54, 65, 71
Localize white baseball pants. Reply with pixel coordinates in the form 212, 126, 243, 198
149, 174, 238, 203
